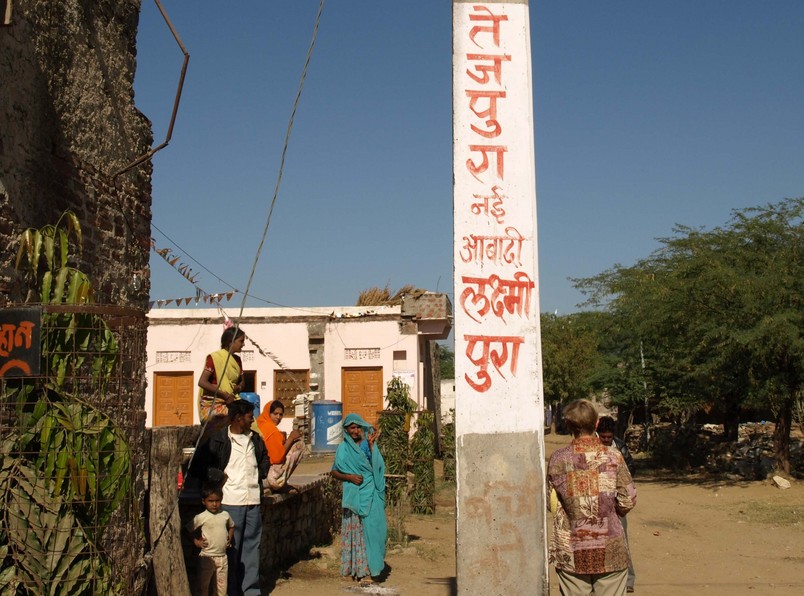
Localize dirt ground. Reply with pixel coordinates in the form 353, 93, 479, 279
270, 432, 804, 595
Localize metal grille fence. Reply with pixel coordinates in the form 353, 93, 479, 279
0, 304, 147, 595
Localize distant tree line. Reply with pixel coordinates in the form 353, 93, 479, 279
540, 198, 802, 473
378, 199, 802, 472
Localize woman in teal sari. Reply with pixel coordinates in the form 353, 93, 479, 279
331, 413, 386, 586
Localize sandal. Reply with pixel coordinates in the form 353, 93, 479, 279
358, 577, 374, 587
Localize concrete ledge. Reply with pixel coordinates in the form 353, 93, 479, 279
263, 473, 330, 504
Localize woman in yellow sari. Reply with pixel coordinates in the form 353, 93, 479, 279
197, 327, 245, 432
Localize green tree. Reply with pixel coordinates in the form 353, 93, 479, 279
575, 198, 803, 472
437, 344, 454, 379
540, 312, 602, 406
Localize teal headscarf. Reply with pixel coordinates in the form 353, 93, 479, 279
335, 414, 386, 515
334, 413, 387, 576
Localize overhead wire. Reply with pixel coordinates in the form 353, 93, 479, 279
232, 0, 325, 326
152, 219, 339, 314
185, 0, 326, 472
144, 2, 328, 575
205, 0, 327, 407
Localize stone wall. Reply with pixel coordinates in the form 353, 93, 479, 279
0, 1, 152, 592
260, 477, 342, 584
0, 0, 152, 306
180, 477, 342, 592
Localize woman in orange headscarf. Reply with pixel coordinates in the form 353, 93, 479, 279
256, 400, 304, 491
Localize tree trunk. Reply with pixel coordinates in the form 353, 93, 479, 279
149, 427, 196, 596
723, 398, 740, 442
773, 397, 793, 474
615, 405, 632, 438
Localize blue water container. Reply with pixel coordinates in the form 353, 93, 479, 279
239, 392, 261, 418
311, 400, 343, 452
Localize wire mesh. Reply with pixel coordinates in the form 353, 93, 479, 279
0, 304, 147, 595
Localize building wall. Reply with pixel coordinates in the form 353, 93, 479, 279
0, 0, 152, 307
441, 378, 456, 422
146, 307, 429, 430
0, 2, 152, 592
323, 317, 421, 404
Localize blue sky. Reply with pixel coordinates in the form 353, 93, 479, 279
134, 1, 804, 316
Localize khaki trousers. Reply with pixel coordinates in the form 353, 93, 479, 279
556, 568, 628, 596
196, 554, 228, 596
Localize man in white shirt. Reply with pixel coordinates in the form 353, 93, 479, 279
202, 399, 270, 596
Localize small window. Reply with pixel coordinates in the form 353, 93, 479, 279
393, 350, 406, 361
241, 370, 256, 393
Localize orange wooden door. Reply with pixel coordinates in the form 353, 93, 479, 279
153, 371, 194, 426
341, 367, 383, 426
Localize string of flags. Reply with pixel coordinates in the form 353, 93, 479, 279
148, 291, 237, 310
149, 238, 241, 310
151, 238, 200, 285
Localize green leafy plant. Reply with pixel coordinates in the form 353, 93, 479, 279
15, 211, 89, 305
0, 211, 130, 595
378, 378, 415, 506
15, 211, 117, 393
378, 377, 417, 544
441, 409, 456, 482
410, 411, 435, 514
0, 458, 115, 595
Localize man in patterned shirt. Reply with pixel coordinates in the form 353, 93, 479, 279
548, 400, 636, 595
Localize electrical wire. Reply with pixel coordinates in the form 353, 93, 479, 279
232, 0, 325, 325
184, 0, 326, 482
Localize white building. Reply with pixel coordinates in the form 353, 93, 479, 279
145, 294, 452, 432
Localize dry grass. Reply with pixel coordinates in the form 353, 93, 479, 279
733, 500, 804, 525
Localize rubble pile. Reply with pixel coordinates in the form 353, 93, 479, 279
705, 422, 804, 480
623, 422, 804, 479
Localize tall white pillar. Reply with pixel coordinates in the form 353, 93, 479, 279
452, 1, 548, 593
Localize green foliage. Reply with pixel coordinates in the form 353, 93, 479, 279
441, 410, 455, 482
16, 211, 89, 305
437, 344, 454, 380
42, 312, 119, 395
0, 212, 131, 594
385, 377, 416, 413
574, 198, 804, 468
377, 377, 417, 544
378, 412, 409, 508
15, 211, 117, 393
410, 412, 435, 514
0, 456, 117, 595
378, 377, 416, 507
540, 312, 603, 405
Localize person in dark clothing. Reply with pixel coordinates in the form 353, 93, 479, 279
597, 415, 636, 593
195, 399, 269, 596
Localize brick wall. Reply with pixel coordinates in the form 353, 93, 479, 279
0, 1, 152, 592
0, 0, 152, 306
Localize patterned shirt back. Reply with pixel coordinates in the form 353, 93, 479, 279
547, 435, 636, 574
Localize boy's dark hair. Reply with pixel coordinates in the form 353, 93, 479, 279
228, 399, 254, 420
200, 483, 223, 500
597, 416, 617, 434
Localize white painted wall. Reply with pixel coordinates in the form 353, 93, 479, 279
323, 318, 421, 407
440, 378, 456, 422
145, 306, 428, 428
